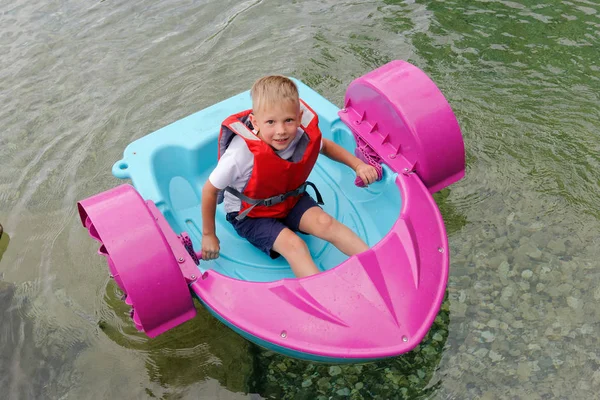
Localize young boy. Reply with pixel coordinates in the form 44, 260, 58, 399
201, 75, 379, 277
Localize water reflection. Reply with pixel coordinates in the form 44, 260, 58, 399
0, 280, 84, 399
99, 282, 254, 394
0, 228, 8, 264
433, 188, 468, 236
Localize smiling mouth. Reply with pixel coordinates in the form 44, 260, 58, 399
274, 138, 289, 143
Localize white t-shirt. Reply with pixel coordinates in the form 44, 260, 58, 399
209, 128, 322, 213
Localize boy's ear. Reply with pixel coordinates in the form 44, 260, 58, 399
248, 113, 258, 131
298, 108, 304, 122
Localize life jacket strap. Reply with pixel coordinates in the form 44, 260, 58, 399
225, 181, 324, 221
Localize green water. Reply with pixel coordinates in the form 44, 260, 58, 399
1, 0, 599, 398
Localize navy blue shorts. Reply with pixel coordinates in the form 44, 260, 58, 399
226, 193, 320, 259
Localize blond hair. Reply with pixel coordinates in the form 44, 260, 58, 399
251, 75, 299, 113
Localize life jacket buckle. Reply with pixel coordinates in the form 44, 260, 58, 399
263, 194, 285, 207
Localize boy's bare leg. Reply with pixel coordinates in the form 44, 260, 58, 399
272, 228, 320, 277
299, 207, 369, 256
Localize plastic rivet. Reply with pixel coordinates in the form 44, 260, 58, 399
402, 336, 408, 342
389, 154, 396, 159
280, 330, 287, 338
354, 120, 361, 125
438, 247, 444, 253
340, 108, 347, 113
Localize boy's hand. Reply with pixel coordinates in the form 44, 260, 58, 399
355, 162, 379, 186
201, 233, 220, 260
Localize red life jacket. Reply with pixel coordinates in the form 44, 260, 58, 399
218, 100, 322, 219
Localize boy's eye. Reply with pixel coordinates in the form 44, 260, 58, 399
285, 118, 294, 123
266, 120, 274, 125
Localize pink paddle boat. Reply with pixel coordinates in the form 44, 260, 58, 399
78, 60, 465, 362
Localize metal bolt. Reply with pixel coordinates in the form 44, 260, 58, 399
191, 275, 196, 280
438, 247, 444, 253
178, 257, 184, 262
402, 336, 408, 342
280, 330, 287, 338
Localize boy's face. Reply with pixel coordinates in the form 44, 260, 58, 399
249, 101, 303, 152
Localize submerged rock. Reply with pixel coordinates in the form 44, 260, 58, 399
251, 298, 451, 399
521, 270, 533, 280
547, 239, 566, 255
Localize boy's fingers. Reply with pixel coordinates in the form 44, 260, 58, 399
357, 166, 379, 185
370, 169, 378, 182
203, 251, 218, 260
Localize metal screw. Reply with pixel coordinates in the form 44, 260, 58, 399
388, 154, 396, 159
191, 275, 196, 280
354, 120, 361, 125
402, 336, 408, 342
178, 257, 184, 262
280, 330, 287, 338
438, 247, 444, 253
340, 108, 347, 113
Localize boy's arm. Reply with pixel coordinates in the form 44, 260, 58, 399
201, 181, 220, 260
320, 138, 379, 185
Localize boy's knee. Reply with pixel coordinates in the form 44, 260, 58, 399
314, 212, 334, 235
281, 233, 309, 256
